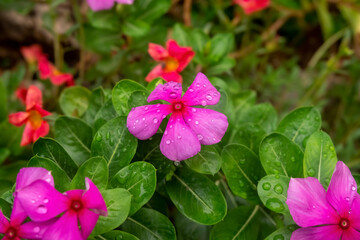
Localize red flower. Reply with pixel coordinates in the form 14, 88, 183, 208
20, 45, 43, 64
38, 55, 75, 86
234, 0, 270, 15
146, 39, 195, 83
8, 86, 51, 146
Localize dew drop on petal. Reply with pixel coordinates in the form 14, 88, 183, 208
170, 125, 173, 128
312, 205, 316, 209
213, 92, 218, 97
189, 88, 194, 92
177, 135, 182, 139
192, 108, 196, 113
174, 161, 180, 166
153, 118, 159, 124
206, 94, 212, 101
188, 119, 192, 122
31, 200, 36, 204
145, 106, 149, 110
36, 206, 48, 214
169, 92, 177, 99
197, 134, 203, 140
166, 140, 171, 145
135, 120, 139, 123
33, 227, 40, 233
45, 178, 51, 183
346, 197, 350, 201
352, 185, 356, 191
203, 84, 206, 88
162, 114, 166, 119
164, 130, 168, 135
43, 199, 49, 204
196, 83, 200, 88
157, 109, 160, 113
201, 100, 207, 106
195, 121, 199, 125
142, 118, 146, 121
156, 104, 160, 107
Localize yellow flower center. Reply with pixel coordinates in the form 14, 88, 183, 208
164, 58, 179, 72
28, 110, 43, 129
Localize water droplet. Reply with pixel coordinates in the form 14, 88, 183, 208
33, 226, 40, 233
169, 92, 177, 99
45, 178, 51, 183
196, 83, 200, 88
192, 108, 197, 113
274, 184, 283, 194
142, 117, 146, 121
153, 118, 159, 124
164, 130, 168, 135
189, 88, 194, 92
166, 140, 171, 145
145, 106, 149, 110
195, 121, 199, 125
346, 197, 350, 201
206, 94, 212, 101
212, 137, 216, 141
201, 100, 207, 106
170, 125, 173, 128
213, 92, 218, 96
36, 206, 48, 214
312, 205, 316, 209
174, 161, 180, 166
239, 159, 245, 164
352, 185, 356, 191
273, 234, 285, 240
275, 174, 280, 179
291, 156, 295, 162
106, 132, 110, 140
265, 198, 285, 212
188, 119, 192, 122
31, 199, 36, 204
262, 182, 271, 191
275, 161, 281, 167
203, 84, 206, 88
307, 168, 315, 177
43, 199, 49, 204
157, 109, 160, 113
239, 180, 244, 187
96, 134, 102, 142
330, 146, 335, 151
156, 104, 160, 107
162, 115, 166, 119
197, 134, 203, 140
211, 119, 214, 122
177, 135, 182, 139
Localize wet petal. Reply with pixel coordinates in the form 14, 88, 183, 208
147, 82, 182, 103
145, 64, 164, 82
181, 72, 220, 106
290, 225, 342, 240
86, 0, 114, 11
342, 227, 360, 240
20, 122, 35, 146
115, 0, 134, 4
0, 210, 9, 233
64, 189, 84, 200
17, 180, 68, 222
26, 85, 43, 110
348, 196, 360, 231
286, 177, 339, 227
79, 209, 99, 239
50, 73, 74, 86
127, 104, 172, 140
160, 113, 201, 161
167, 39, 194, 72
148, 43, 168, 61
42, 212, 83, 240
161, 71, 182, 83
20, 219, 56, 240
82, 178, 107, 216
182, 107, 228, 145
32, 121, 50, 142
327, 161, 358, 217
8, 112, 29, 127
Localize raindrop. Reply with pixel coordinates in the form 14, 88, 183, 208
195, 121, 199, 125
33, 227, 40, 233
196, 83, 200, 88
346, 197, 350, 201
212, 137, 216, 141
274, 184, 283, 194
273, 234, 284, 240
330, 146, 335, 151
352, 186, 356, 191
201, 100, 207, 106
262, 182, 271, 191
189, 88, 194, 92
145, 106, 149, 110
192, 108, 197, 113
157, 109, 160, 113
174, 161, 180, 166
275, 162, 281, 167
291, 157, 295, 162
188, 119, 192, 122
307, 168, 315, 177
312, 205, 316, 209
177, 136, 182, 139
166, 140, 171, 145
169, 92, 177, 99
36, 206, 48, 214
213, 92, 218, 97
31, 200, 36, 204
239, 159, 245, 164
203, 84, 206, 88
43, 199, 49, 204
197, 134, 203, 140
153, 118, 159, 124
96, 134, 102, 142
239, 180, 244, 187
135, 120, 139, 123
265, 198, 285, 212
162, 115, 166, 119
45, 178, 51, 183
156, 104, 160, 107
142, 117, 146, 121
170, 125, 173, 128
106, 132, 110, 140
206, 94, 212, 101
164, 130, 168, 135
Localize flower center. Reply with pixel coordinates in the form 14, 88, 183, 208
28, 110, 43, 129
71, 200, 83, 212
164, 57, 179, 72
339, 218, 350, 230
172, 102, 183, 111
6, 227, 18, 239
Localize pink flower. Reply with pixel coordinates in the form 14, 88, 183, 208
17, 177, 107, 240
127, 72, 228, 161
146, 39, 195, 83
38, 55, 75, 86
234, 0, 270, 15
0, 168, 55, 240
8, 86, 51, 146
20, 45, 43, 64
286, 161, 360, 240
87, 0, 134, 11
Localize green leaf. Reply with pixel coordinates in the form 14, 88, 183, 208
88, 9, 121, 31
257, 175, 290, 214
111, 161, 156, 215
208, 33, 234, 62
0, 80, 7, 121
259, 133, 303, 177
94, 98, 118, 131
272, 0, 301, 9
59, 86, 91, 117
238, 103, 278, 132
210, 206, 261, 240
112, 80, 147, 116
54, 116, 92, 165
206, 57, 236, 75
0, 148, 10, 165
122, 208, 176, 240
123, 19, 150, 37
70, 156, 108, 190
277, 107, 321, 149
0, 180, 13, 197
0, 198, 12, 217
102, 230, 139, 240
0, 161, 27, 181
166, 167, 227, 225
91, 116, 137, 178
127, 91, 148, 111
83, 87, 106, 127
28, 156, 71, 192
131, 0, 171, 22
33, 137, 78, 178
230, 123, 266, 155
91, 188, 131, 236
303, 131, 337, 186
222, 144, 265, 201
84, 25, 121, 53
264, 225, 297, 240
185, 145, 222, 175
175, 211, 209, 240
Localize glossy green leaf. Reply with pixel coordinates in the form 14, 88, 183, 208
0, 161, 27, 181
0, 180, 13, 197
91, 188, 131, 236
210, 206, 261, 240
101, 230, 139, 240
206, 57, 236, 75
55, 116, 92, 165
94, 98, 118, 131
91, 116, 137, 178
175, 211, 209, 240
260, 133, 303, 177
84, 25, 120, 53
132, 0, 171, 22
277, 107, 321, 149
122, 208, 176, 240
71, 156, 108, 190
166, 167, 227, 225
230, 123, 266, 155
59, 86, 91, 117
238, 103, 278, 132
304, 131, 337, 186
222, 144, 265, 201
264, 225, 297, 240
353, 174, 360, 194
208, 33, 234, 62
28, 156, 71, 192
185, 145, 222, 175
111, 161, 156, 215
123, 19, 150, 37
127, 91, 148, 110
83, 87, 106, 127
88, 10, 121, 31
257, 175, 290, 214
112, 80, 147, 116
33, 137, 78, 178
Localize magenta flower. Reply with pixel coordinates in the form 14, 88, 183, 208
87, 0, 134, 11
0, 168, 55, 240
17, 177, 107, 240
286, 161, 360, 239
127, 72, 229, 161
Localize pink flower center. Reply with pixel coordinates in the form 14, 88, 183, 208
6, 227, 18, 239
339, 218, 350, 230
172, 102, 184, 112
71, 200, 83, 212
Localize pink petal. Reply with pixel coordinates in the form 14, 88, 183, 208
161, 71, 183, 83
145, 64, 164, 82
82, 178, 107, 216
286, 177, 339, 227
160, 112, 201, 161
64, 189, 84, 200
290, 225, 342, 240
342, 227, 360, 240
166, 39, 194, 72
20, 45, 42, 63
8, 112, 29, 127
15, 87, 27, 105
86, 0, 114, 11
33, 105, 51, 117
26, 85, 43, 110
115, 0, 134, 3
127, 104, 172, 140
182, 107, 228, 145
16, 180, 68, 222
181, 72, 220, 106
234, 0, 270, 15
148, 43, 168, 61
32, 121, 50, 142
79, 209, 99, 239
42, 212, 83, 240
38, 56, 52, 80
0, 210, 9, 233
20, 122, 35, 146
348, 196, 360, 230
147, 82, 182, 103
50, 73, 73, 86
19, 219, 56, 239
326, 161, 358, 217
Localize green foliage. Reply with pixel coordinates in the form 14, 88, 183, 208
59, 86, 91, 117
